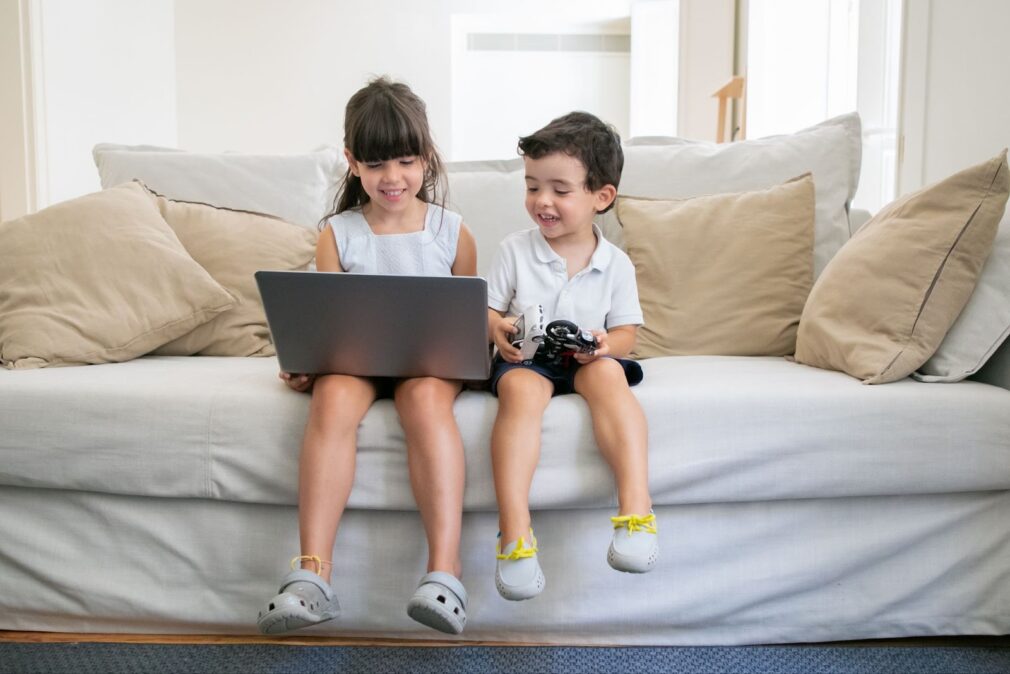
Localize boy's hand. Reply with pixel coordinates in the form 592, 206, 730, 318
280, 371, 315, 392
493, 316, 523, 363
574, 330, 610, 364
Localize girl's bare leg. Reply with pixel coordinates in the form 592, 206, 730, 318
298, 374, 377, 582
395, 377, 466, 577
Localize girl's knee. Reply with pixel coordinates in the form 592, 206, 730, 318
395, 377, 456, 418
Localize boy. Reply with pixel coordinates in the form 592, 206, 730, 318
486, 111, 657, 601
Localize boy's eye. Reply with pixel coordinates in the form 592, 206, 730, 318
526, 187, 539, 193
555, 190, 570, 196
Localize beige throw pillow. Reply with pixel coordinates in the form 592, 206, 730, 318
146, 187, 319, 356
618, 174, 815, 358
0, 182, 235, 369
795, 150, 1009, 384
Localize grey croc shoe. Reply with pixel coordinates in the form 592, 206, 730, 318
406, 571, 468, 635
257, 569, 340, 635
608, 513, 659, 573
495, 531, 545, 601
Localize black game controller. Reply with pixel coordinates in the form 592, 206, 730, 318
534, 320, 598, 366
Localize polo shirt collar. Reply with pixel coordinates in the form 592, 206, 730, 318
532, 223, 613, 271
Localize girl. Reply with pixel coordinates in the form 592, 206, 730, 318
257, 77, 477, 635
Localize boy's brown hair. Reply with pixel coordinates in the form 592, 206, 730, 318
517, 111, 623, 212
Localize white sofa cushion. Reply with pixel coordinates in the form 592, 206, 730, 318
915, 212, 1010, 382
93, 143, 344, 229
2, 355, 1008, 508
605, 113, 861, 278
445, 159, 527, 277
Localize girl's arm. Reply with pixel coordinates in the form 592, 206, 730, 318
279, 225, 343, 391
316, 225, 343, 273
451, 223, 477, 276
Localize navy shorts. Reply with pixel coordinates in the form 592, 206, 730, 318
489, 354, 643, 397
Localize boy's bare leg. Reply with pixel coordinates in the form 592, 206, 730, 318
492, 369, 554, 545
395, 377, 466, 578
298, 374, 378, 582
574, 359, 652, 515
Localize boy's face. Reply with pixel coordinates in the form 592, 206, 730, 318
523, 152, 616, 244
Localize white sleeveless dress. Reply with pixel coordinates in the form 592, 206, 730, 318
327, 204, 462, 276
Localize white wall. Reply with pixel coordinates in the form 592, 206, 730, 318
34, 0, 177, 206
173, 0, 634, 157
899, 0, 1010, 193
676, 0, 735, 141
450, 11, 632, 160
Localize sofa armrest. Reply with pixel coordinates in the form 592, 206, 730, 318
971, 338, 1010, 392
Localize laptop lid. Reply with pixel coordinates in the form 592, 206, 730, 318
255, 271, 490, 380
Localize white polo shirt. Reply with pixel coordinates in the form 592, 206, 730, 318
487, 225, 644, 331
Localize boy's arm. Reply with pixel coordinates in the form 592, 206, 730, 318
489, 308, 522, 361
602, 324, 638, 359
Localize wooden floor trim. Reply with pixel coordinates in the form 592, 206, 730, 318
2, 630, 1008, 648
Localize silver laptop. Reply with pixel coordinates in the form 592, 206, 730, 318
255, 271, 490, 380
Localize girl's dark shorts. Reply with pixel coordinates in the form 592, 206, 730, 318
489, 355, 643, 396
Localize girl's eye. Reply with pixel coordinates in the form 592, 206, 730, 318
399, 158, 415, 166
364, 163, 382, 169
555, 190, 570, 196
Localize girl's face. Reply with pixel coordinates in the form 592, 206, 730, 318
345, 150, 427, 212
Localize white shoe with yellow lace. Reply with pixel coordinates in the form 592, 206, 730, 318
495, 530, 545, 601
608, 513, 658, 573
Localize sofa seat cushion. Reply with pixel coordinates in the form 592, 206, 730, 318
1, 356, 1008, 508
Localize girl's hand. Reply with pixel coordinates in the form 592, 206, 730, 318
574, 330, 610, 364
280, 371, 315, 392
493, 316, 523, 363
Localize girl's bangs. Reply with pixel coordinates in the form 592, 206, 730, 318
350, 104, 424, 163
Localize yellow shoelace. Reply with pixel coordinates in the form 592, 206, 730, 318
611, 513, 657, 534
496, 532, 539, 561
290, 555, 332, 576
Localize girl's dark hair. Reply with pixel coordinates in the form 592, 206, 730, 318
320, 76, 446, 227
517, 111, 623, 213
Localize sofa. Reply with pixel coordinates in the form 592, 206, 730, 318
2, 113, 1009, 645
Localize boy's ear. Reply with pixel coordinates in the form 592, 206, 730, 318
594, 184, 617, 213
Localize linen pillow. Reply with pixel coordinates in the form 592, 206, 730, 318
604, 113, 861, 278
913, 211, 1010, 381
93, 143, 344, 229
0, 182, 235, 369
618, 174, 815, 358
145, 186, 319, 357
794, 150, 1010, 384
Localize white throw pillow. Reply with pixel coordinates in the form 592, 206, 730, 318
445, 158, 528, 277
93, 143, 344, 229
605, 113, 862, 278
914, 212, 1010, 382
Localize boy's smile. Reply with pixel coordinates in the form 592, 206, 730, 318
523, 153, 615, 246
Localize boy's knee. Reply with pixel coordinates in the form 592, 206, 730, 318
497, 370, 552, 408
576, 358, 626, 389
